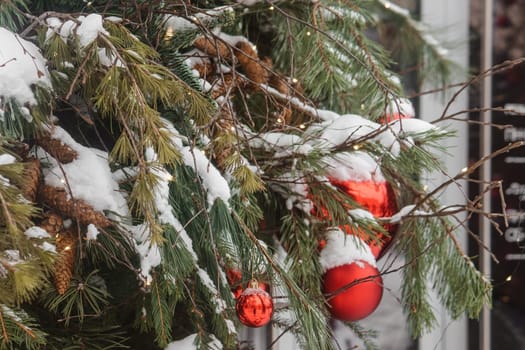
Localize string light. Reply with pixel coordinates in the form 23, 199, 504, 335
384, 2, 391, 9
299, 124, 306, 129
292, 78, 298, 83
165, 27, 174, 40
506, 275, 512, 282
64, 245, 71, 251
269, 5, 274, 10
306, 31, 311, 36
60, 178, 66, 184
460, 167, 468, 174
276, 118, 283, 123
353, 144, 361, 150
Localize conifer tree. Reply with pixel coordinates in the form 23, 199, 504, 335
0, 1, 514, 349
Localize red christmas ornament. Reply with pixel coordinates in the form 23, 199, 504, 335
329, 178, 397, 258
380, 98, 415, 123
233, 285, 243, 299
323, 261, 383, 321
236, 281, 273, 327
226, 268, 242, 286
317, 238, 327, 251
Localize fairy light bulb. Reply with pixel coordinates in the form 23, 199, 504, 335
165, 27, 174, 39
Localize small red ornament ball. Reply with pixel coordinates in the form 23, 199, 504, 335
236, 283, 273, 327
323, 261, 383, 321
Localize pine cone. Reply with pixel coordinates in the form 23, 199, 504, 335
39, 212, 63, 236
22, 158, 41, 202
39, 185, 112, 228
36, 133, 78, 164
235, 41, 269, 85
194, 36, 232, 61
54, 229, 76, 295
269, 74, 290, 95
193, 62, 215, 79
211, 74, 246, 99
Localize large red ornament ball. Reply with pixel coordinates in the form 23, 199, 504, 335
323, 261, 383, 321
329, 178, 397, 258
236, 283, 273, 327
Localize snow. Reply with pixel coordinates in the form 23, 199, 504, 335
181, 146, 231, 207
0, 28, 51, 107
165, 333, 223, 350
248, 132, 313, 157
126, 223, 161, 285
1, 305, 22, 322
197, 268, 237, 335
24, 226, 51, 239
325, 151, 385, 183
379, 0, 410, 16
77, 14, 109, 47
388, 98, 415, 118
319, 228, 376, 272
164, 16, 198, 32
39, 126, 128, 218
164, 6, 234, 32
2, 250, 22, 265
348, 208, 376, 221
136, 240, 161, 285
217, 32, 249, 47
387, 118, 436, 135
235, 0, 262, 6
86, 224, 99, 240
40, 241, 57, 253
0, 154, 16, 165
144, 147, 198, 261
306, 114, 379, 148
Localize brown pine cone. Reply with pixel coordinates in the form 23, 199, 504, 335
22, 158, 41, 202
39, 212, 63, 236
234, 41, 269, 85
194, 36, 232, 61
35, 133, 78, 164
39, 185, 112, 228
269, 74, 290, 95
54, 229, 76, 295
193, 62, 215, 79
211, 74, 246, 99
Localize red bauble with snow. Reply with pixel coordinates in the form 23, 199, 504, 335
320, 229, 384, 321
235, 281, 273, 327
323, 260, 383, 321
329, 177, 397, 258
380, 97, 415, 123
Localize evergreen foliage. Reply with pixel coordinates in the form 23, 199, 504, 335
0, 0, 501, 349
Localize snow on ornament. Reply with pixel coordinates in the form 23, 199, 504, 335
381, 97, 415, 123
235, 280, 273, 327
320, 228, 383, 321
316, 152, 398, 258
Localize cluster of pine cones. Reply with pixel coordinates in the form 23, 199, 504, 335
21, 132, 112, 295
